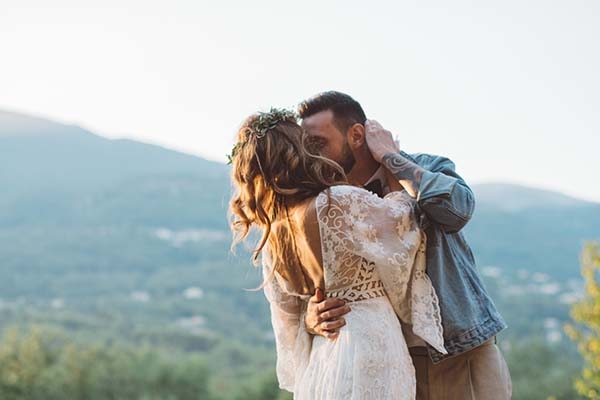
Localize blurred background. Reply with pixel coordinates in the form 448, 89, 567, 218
1, 1, 599, 399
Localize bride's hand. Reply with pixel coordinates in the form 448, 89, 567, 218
305, 288, 351, 340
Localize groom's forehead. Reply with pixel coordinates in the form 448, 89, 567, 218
300, 110, 336, 134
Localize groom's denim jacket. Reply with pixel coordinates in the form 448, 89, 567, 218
401, 151, 506, 363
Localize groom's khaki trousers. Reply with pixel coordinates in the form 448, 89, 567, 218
409, 338, 512, 400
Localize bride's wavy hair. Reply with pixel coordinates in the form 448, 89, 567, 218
229, 110, 346, 278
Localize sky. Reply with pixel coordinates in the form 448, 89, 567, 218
1, 0, 599, 201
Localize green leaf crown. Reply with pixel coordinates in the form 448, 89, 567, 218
227, 108, 298, 165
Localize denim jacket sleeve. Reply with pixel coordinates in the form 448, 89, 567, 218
401, 151, 475, 233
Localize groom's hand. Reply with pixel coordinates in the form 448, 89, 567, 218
365, 120, 400, 163
305, 288, 350, 340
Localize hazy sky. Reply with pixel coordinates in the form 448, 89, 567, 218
1, 0, 599, 201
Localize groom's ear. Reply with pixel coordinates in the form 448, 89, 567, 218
346, 123, 365, 150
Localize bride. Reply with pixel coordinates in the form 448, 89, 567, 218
229, 108, 447, 399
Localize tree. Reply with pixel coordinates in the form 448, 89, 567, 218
566, 242, 600, 399
0, 325, 212, 400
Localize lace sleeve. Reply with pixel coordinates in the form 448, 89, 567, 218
262, 255, 311, 392
316, 185, 447, 354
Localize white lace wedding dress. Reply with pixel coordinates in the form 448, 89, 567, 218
263, 185, 447, 399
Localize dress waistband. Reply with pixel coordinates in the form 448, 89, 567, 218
327, 279, 386, 303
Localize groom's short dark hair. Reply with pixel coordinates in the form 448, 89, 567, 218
298, 91, 367, 133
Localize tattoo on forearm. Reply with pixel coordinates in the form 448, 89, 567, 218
381, 153, 424, 196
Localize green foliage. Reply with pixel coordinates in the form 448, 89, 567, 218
566, 243, 600, 399
0, 325, 211, 400
504, 338, 582, 400
1, 114, 599, 399
230, 371, 292, 400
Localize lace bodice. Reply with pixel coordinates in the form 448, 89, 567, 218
316, 186, 445, 348
325, 259, 386, 302
263, 185, 446, 395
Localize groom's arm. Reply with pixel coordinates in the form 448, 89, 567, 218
366, 121, 475, 233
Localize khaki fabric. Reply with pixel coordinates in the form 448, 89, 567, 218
410, 339, 512, 400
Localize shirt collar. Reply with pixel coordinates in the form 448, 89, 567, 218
363, 165, 387, 187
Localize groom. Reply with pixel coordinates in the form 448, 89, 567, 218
298, 91, 512, 399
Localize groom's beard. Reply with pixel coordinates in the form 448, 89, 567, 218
340, 143, 356, 173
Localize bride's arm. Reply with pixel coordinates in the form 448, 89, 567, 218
262, 260, 304, 392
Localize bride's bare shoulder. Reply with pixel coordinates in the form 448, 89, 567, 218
292, 187, 355, 228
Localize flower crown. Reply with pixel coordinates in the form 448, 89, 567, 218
227, 108, 298, 165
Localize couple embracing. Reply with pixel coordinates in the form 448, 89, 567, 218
229, 91, 512, 399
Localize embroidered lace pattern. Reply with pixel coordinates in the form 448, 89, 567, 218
262, 185, 447, 398
326, 259, 386, 302
315, 185, 445, 353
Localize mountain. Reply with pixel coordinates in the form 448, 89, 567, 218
1, 109, 593, 400
0, 110, 230, 228
466, 183, 600, 279
472, 182, 593, 212
2, 110, 599, 276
